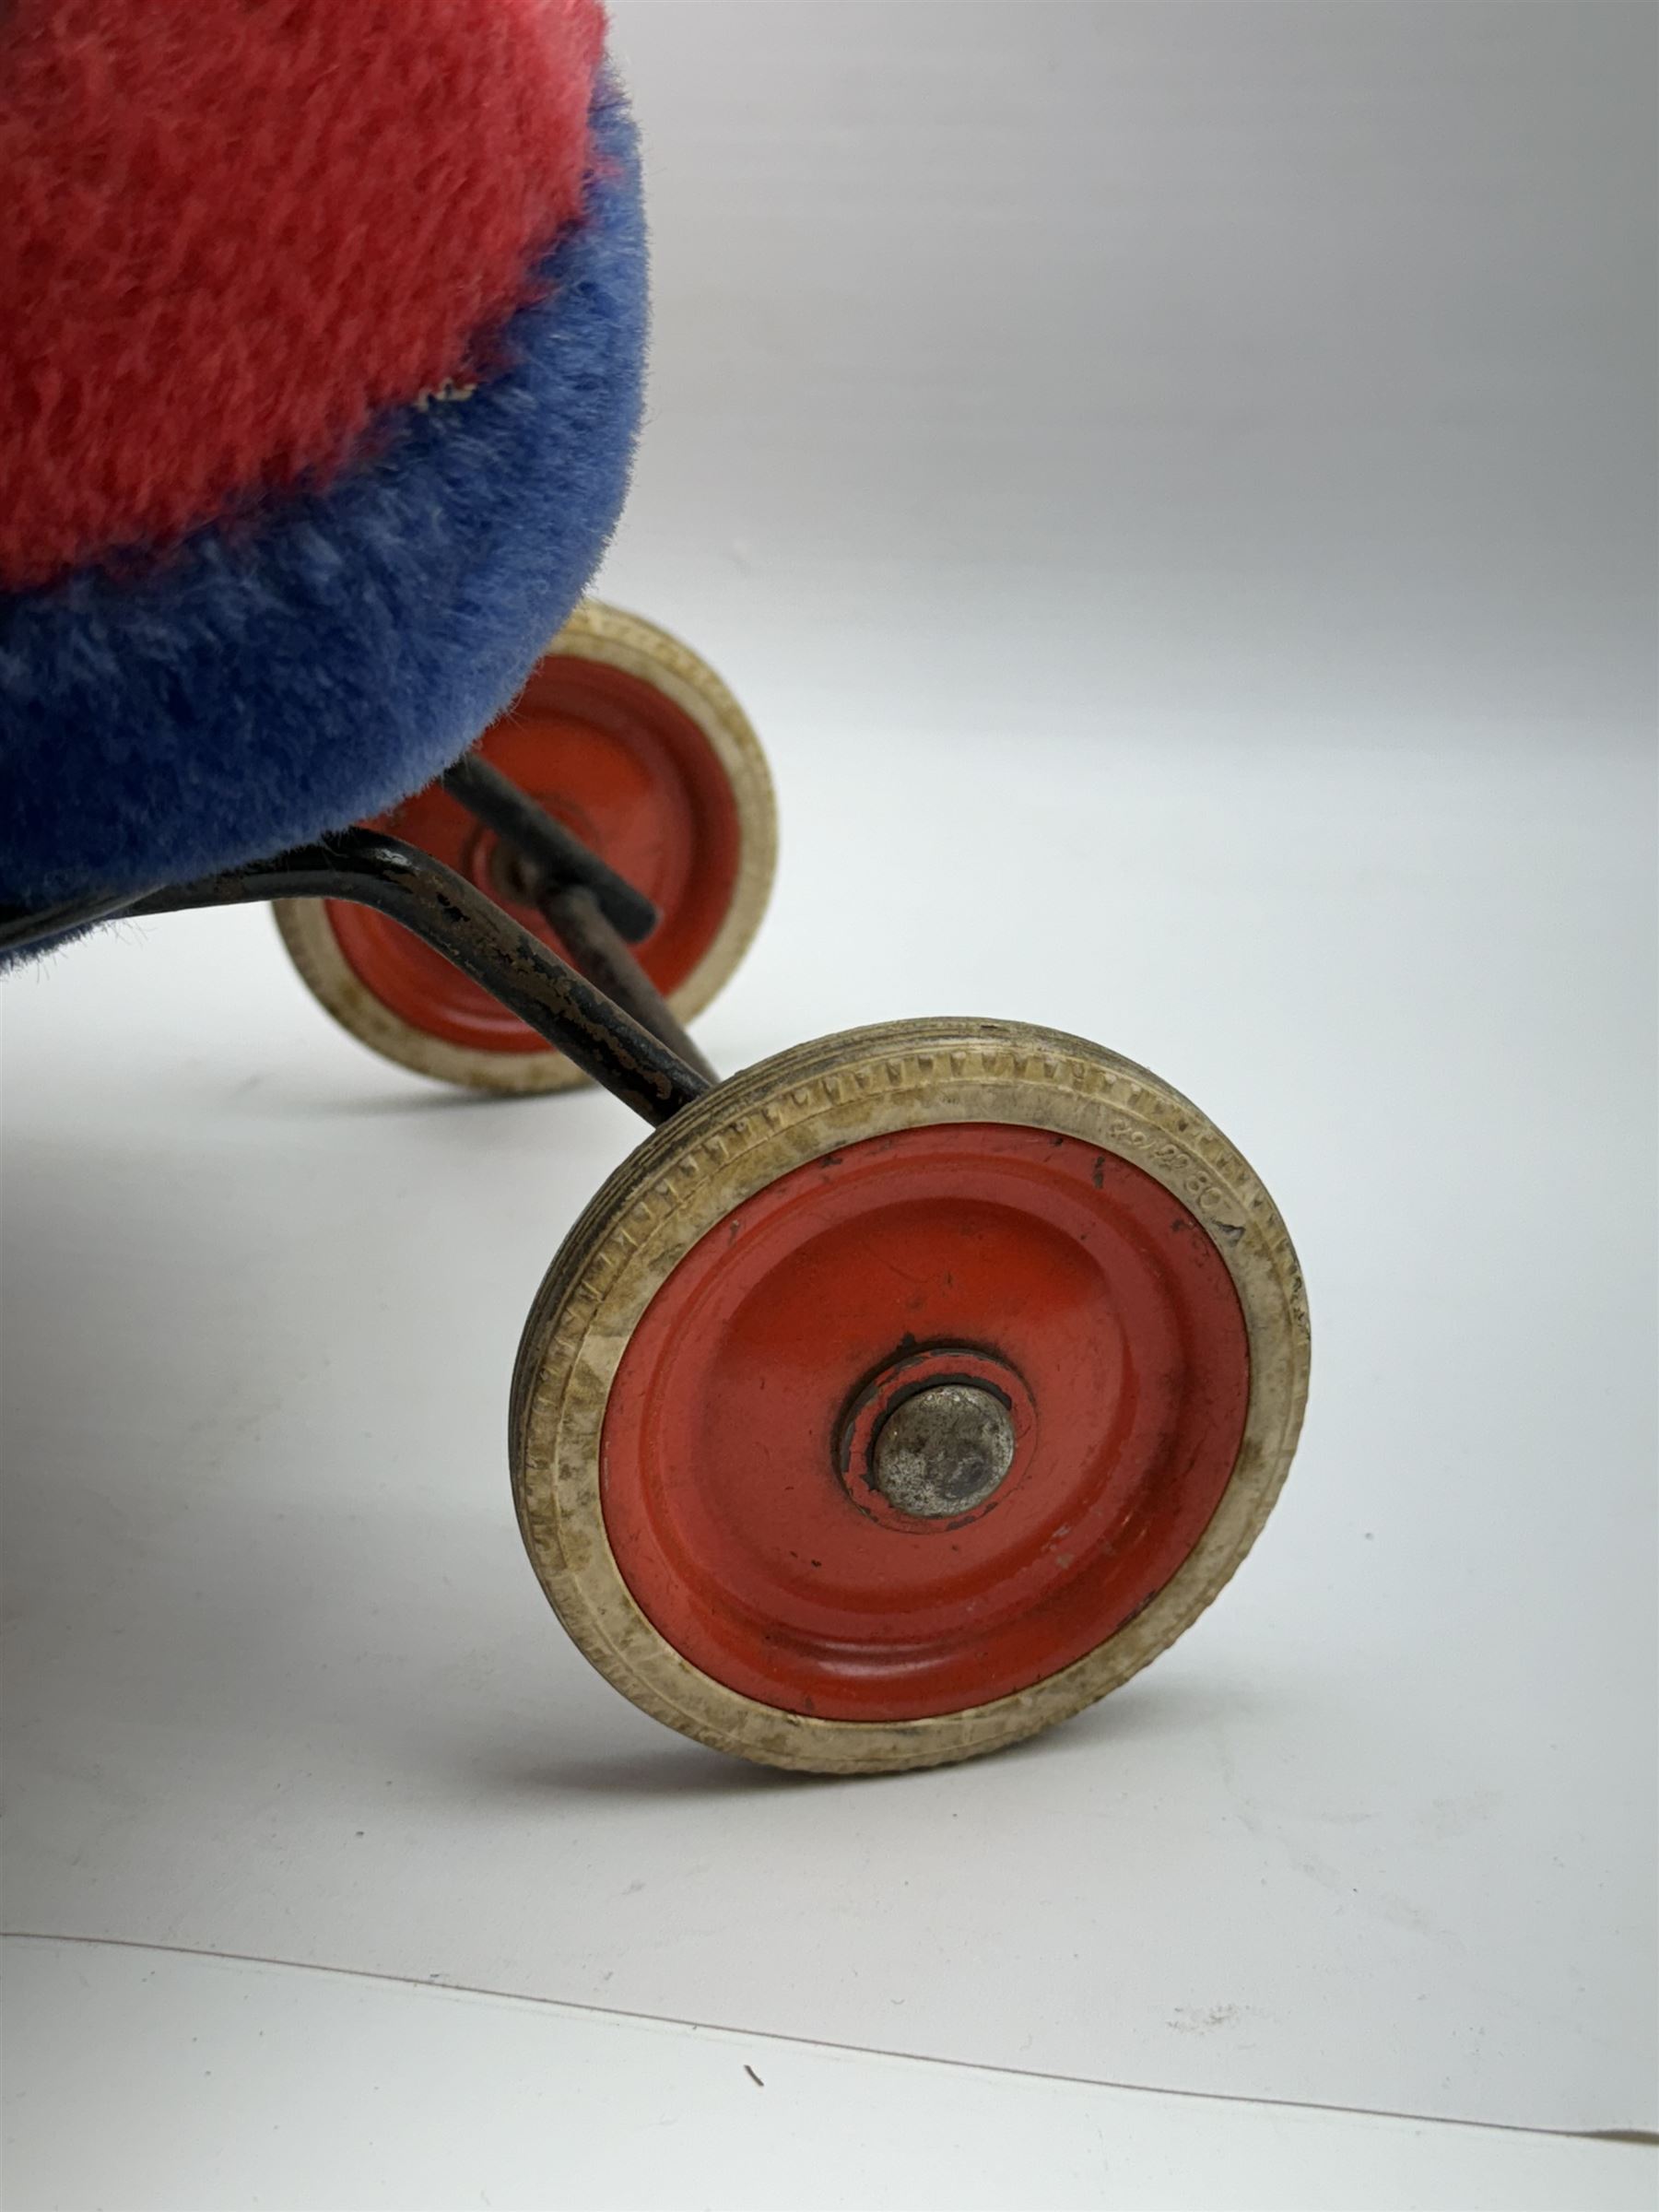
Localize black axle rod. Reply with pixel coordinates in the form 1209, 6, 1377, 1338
129, 830, 709, 1126
535, 881, 720, 1088
441, 746, 720, 1089
1, 756, 723, 1128
440, 754, 659, 944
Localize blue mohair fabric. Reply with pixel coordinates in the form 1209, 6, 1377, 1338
0, 84, 645, 912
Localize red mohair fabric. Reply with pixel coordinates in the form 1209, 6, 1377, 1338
1, 0, 606, 592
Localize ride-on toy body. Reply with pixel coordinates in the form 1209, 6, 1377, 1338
1, 0, 1308, 1772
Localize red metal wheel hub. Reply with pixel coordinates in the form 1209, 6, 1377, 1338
600, 1123, 1253, 1722
326, 657, 741, 1053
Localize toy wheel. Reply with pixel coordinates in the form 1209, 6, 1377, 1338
512, 1019, 1310, 1774
275, 603, 775, 1091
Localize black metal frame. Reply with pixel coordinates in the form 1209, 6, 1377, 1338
0, 763, 716, 1128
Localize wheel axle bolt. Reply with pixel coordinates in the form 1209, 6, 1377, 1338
871, 1383, 1018, 1520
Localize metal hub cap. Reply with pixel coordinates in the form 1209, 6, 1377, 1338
871, 1382, 1018, 1519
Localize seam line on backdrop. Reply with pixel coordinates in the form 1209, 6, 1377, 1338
5, 1928, 1654, 2147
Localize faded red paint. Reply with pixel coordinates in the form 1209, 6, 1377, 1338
328, 653, 741, 1053
601, 1123, 1253, 1721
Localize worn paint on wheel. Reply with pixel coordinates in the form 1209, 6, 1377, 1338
512, 1019, 1310, 1775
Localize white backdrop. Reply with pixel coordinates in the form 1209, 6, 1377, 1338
4, 0, 1655, 2156
607, 0, 1651, 737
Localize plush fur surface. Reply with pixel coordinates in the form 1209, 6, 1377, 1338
1, 0, 606, 592
0, 82, 646, 909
